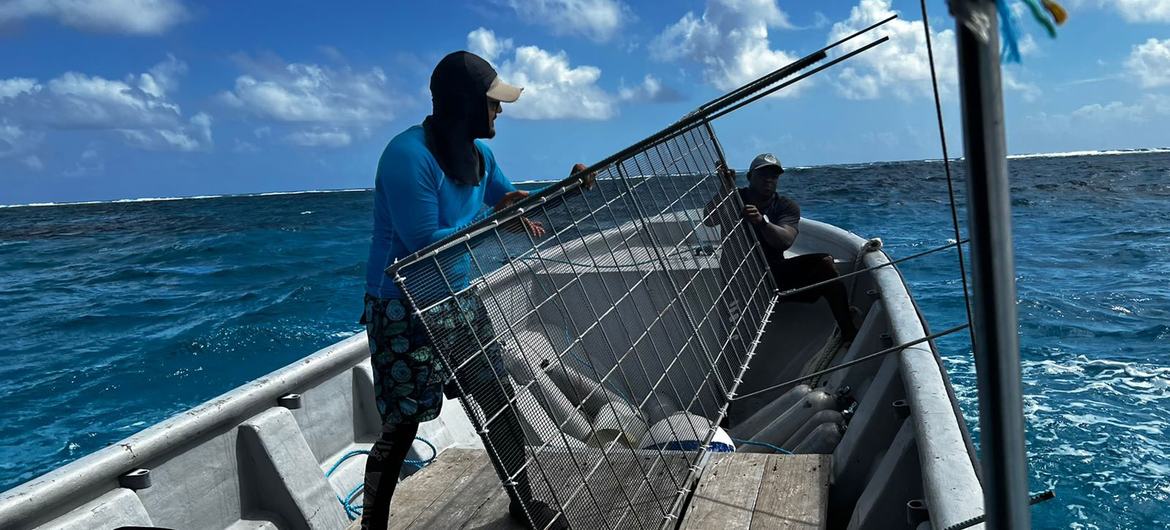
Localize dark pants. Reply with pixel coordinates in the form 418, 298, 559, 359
772, 253, 858, 341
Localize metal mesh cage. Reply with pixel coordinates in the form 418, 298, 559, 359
390, 122, 777, 529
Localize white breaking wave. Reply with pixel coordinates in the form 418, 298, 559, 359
0, 188, 373, 209
1007, 148, 1170, 160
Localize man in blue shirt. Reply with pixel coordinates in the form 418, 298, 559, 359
360, 51, 581, 530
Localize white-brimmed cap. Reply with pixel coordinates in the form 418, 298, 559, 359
486, 76, 523, 103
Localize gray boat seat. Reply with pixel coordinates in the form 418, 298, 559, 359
36, 489, 152, 530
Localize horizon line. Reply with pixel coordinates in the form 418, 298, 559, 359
4, 147, 1168, 209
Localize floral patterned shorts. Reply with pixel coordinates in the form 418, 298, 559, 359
362, 293, 505, 426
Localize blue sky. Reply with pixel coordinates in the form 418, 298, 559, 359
1, 0, 1168, 205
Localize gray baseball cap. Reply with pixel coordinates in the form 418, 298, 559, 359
748, 153, 784, 175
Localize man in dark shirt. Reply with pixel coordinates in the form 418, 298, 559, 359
707, 153, 858, 342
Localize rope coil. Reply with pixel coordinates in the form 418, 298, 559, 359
325, 437, 437, 521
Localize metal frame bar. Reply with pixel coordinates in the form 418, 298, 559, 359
952, 1, 1030, 527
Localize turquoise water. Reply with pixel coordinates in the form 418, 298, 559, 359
2, 153, 1168, 528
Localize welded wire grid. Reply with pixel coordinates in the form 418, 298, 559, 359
392, 123, 776, 529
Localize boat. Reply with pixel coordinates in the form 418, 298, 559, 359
0, 205, 982, 530
1, 3, 1032, 529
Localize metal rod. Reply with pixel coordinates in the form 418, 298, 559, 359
698, 13, 898, 113
775, 239, 968, 300
943, 490, 1055, 530
952, 1, 1031, 528
706, 36, 890, 122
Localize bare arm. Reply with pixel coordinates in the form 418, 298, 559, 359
743, 203, 797, 251
756, 220, 798, 251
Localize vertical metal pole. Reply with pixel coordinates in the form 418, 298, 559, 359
952, 1, 1030, 528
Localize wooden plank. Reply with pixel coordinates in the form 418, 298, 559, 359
681, 453, 769, 530
461, 482, 521, 530
347, 446, 710, 530
405, 454, 512, 529
394, 448, 492, 529
749, 454, 830, 530
346, 448, 489, 530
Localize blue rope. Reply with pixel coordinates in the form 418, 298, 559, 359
404, 436, 438, 469
732, 437, 794, 455
325, 437, 438, 521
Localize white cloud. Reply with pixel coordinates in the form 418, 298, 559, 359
1026, 94, 1170, 134
1073, 0, 1170, 22
137, 54, 186, 98
0, 57, 211, 153
650, 0, 801, 94
44, 71, 182, 128
468, 27, 514, 64
499, 0, 630, 42
468, 27, 623, 120
1003, 70, 1041, 102
828, 0, 956, 101
0, 78, 39, 100
285, 128, 351, 147
220, 56, 397, 146
0, 120, 33, 158
1115, 0, 1170, 21
1071, 100, 1149, 123
21, 154, 43, 171
123, 111, 211, 151
1125, 38, 1170, 88
618, 74, 682, 102
828, 0, 1043, 102
0, 0, 188, 35
233, 139, 259, 153
221, 62, 394, 124
64, 147, 104, 177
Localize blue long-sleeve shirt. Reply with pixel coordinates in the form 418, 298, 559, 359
365, 125, 516, 298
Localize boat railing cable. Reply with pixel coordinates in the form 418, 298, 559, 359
775, 239, 968, 301
732, 323, 971, 402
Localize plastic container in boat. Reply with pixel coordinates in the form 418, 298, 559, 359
739, 389, 837, 453
500, 343, 593, 443
545, 356, 634, 414
591, 399, 648, 448
730, 384, 811, 439
638, 412, 735, 452
791, 422, 844, 454
781, 409, 844, 450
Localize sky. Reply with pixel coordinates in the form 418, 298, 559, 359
1, 0, 1168, 205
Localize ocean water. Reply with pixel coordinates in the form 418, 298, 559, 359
2, 152, 1168, 528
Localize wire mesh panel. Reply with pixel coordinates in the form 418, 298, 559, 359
390, 123, 777, 529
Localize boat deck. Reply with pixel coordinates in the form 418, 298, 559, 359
351, 449, 829, 530
681, 452, 829, 530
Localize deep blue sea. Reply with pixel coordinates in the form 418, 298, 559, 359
2, 152, 1168, 529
